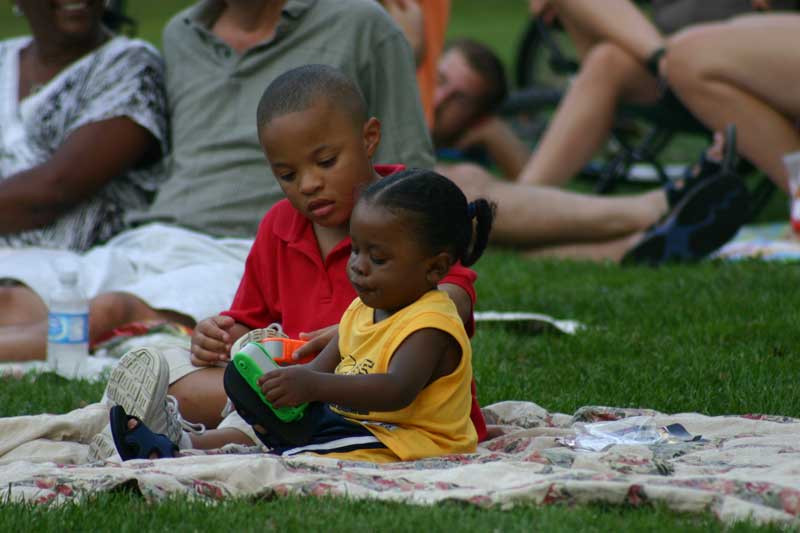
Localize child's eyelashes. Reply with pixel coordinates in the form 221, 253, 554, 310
318, 156, 337, 168
276, 171, 295, 182
350, 247, 387, 266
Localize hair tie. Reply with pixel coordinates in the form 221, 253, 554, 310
467, 202, 476, 219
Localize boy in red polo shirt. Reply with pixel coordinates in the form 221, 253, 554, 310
98, 64, 487, 458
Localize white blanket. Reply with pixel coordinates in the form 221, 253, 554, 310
1, 401, 798, 526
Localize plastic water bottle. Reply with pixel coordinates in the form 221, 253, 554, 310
47, 266, 89, 378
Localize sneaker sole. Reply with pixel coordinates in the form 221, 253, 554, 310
87, 429, 117, 462
230, 324, 287, 356
104, 347, 173, 438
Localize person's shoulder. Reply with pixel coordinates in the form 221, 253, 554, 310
311, 0, 398, 33
415, 291, 467, 337
163, 5, 197, 39
101, 36, 163, 67
0, 35, 31, 55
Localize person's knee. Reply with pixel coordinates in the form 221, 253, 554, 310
0, 285, 47, 323
664, 25, 725, 89
89, 291, 152, 338
580, 42, 641, 86
168, 368, 227, 427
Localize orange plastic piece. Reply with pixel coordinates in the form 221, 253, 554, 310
258, 337, 316, 365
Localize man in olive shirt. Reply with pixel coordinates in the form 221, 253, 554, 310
130, 0, 433, 237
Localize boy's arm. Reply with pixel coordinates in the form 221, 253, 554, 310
439, 263, 477, 335
191, 316, 251, 365
438, 283, 472, 328
260, 328, 460, 411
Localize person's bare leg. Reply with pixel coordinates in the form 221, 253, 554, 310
437, 162, 667, 249
524, 232, 640, 262
168, 367, 228, 429
550, 0, 664, 61
666, 16, 800, 193
0, 285, 47, 361
189, 427, 254, 449
518, 43, 661, 186
0, 289, 197, 362
125, 418, 254, 454
90, 291, 195, 336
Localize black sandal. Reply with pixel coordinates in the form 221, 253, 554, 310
110, 405, 178, 460
623, 171, 750, 266
666, 124, 738, 209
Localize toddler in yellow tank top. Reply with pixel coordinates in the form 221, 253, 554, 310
232, 167, 496, 462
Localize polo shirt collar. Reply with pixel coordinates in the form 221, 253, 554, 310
273, 201, 352, 261
183, 0, 316, 29
273, 201, 311, 244
284, 0, 317, 19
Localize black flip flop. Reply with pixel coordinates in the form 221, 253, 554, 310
666, 124, 738, 208
623, 174, 750, 266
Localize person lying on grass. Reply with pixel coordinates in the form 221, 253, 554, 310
89, 64, 488, 461
111, 168, 494, 462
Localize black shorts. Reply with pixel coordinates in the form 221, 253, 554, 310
223, 364, 386, 457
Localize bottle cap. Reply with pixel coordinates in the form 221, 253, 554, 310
58, 269, 79, 285
53, 257, 79, 285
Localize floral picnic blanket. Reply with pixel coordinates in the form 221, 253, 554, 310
1, 401, 798, 526
713, 222, 800, 261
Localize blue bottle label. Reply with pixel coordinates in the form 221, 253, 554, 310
48, 313, 89, 344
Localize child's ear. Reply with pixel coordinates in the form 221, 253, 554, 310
363, 117, 381, 159
426, 252, 453, 285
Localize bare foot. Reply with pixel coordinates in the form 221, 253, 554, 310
706, 131, 725, 163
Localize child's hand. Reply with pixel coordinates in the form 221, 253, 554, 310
258, 366, 318, 408
295, 324, 338, 361
190, 315, 237, 365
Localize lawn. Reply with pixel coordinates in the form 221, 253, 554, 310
1, 2, 798, 531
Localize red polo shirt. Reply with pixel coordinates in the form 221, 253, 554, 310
223, 165, 487, 441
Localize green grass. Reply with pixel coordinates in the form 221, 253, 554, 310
4, 493, 788, 533
1, 1, 798, 531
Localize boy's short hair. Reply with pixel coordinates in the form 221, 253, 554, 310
257, 64, 368, 131
447, 38, 508, 116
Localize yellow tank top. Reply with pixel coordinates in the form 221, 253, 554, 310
330, 290, 477, 461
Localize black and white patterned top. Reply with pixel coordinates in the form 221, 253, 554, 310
0, 36, 168, 252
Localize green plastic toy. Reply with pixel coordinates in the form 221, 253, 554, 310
232, 342, 308, 422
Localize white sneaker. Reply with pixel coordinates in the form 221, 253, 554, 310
230, 323, 286, 356
88, 347, 204, 461
216, 324, 287, 424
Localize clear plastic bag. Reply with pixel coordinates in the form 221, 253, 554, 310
559, 416, 699, 452
571, 416, 660, 451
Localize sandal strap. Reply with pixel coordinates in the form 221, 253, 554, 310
123, 424, 178, 460
645, 47, 666, 79
110, 405, 178, 461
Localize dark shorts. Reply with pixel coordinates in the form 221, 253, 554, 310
223, 364, 385, 457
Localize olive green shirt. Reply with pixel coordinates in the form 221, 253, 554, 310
129, 0, 434, 237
